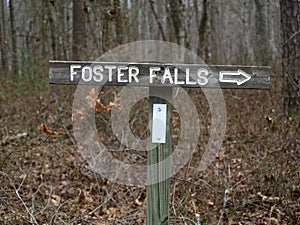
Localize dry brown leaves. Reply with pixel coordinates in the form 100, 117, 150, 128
39, 123, 66, 136
72, 88, 121, 123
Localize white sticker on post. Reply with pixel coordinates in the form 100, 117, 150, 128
152, 104, 167, 143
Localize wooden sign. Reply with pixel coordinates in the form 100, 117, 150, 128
49, 60, 270, 225
49, 61, 270, 89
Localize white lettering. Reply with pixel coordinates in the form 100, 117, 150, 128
117, 66, 128, 82
149, 67, 160, 83
93, 65, 104, 82
129, 66, 139, 83
82, 66, 93, 82
70, 65, 81, 82
162, 67, 174, 84
186, 68, 196, 85
174, 68, 184, 85
71, 65, 212, 85
105, 65, 117, 82
197, 68, 209, 86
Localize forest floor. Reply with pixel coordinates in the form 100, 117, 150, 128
0, 65, 299, 225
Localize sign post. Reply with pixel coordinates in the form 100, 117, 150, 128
49, 61, 270, 224
147, 87, 172, 225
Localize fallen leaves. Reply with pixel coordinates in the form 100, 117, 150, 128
50, 194, 61, 207
39, 123, 52, 135
39, 123, 65, 136
95, 92, 121, 113
72, 88, 121, 123
257, 192, 280, 202
86, 88, 121, 113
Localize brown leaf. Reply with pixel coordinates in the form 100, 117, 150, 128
39, 123, 53, 135
257, 192, 280, 202
95, 92, 121, 112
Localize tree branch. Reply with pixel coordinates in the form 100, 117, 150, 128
284, 29, 300, 46
148, 0, 167, 41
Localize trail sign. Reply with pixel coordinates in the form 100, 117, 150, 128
49, 60, 270, 225
49, 61, 270, 89
219, 69, 251, 85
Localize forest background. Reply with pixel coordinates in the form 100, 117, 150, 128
0, 0, 299, 224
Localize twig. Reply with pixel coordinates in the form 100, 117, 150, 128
217, 165, 231, 225
172, 182, 177, 218
62, 124, 76, 145
50, 201, 68, 224
148, 0, 167, 41
0, 170, 8, 177
231, 174, 251, 189
173, 176, 219, 193
0, 132, 28, 146
196, 213, 201, 225
14, 174, 39, 225
284, 29, 300, 46
269, 204, 277, 218
217, 189, 228, 225
41, 185, 53, 212
178, 215, 198, 224
40, 98, 56, 113
85, 196, 113, 217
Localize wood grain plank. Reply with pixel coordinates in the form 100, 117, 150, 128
49, 61, 270, 89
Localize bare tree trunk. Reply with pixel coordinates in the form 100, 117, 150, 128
72, 0, 85, 60
101, 0, 114, 52
241, 0, 250, 63
9, 0, 18, 75
280, 0, 300, 116
148, 0, 166, 41
40, 0, 48, 57
168, 0, 188, 48
254, 0, 270, 65
206, 0, 212, 63
195, 0, 208, 60
0, 0, 8, 72
0, 3, 2, 71
113, 0, 123, 45
49, 7, 57, 59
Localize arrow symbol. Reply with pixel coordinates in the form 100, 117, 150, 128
219, 69, 251, 85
